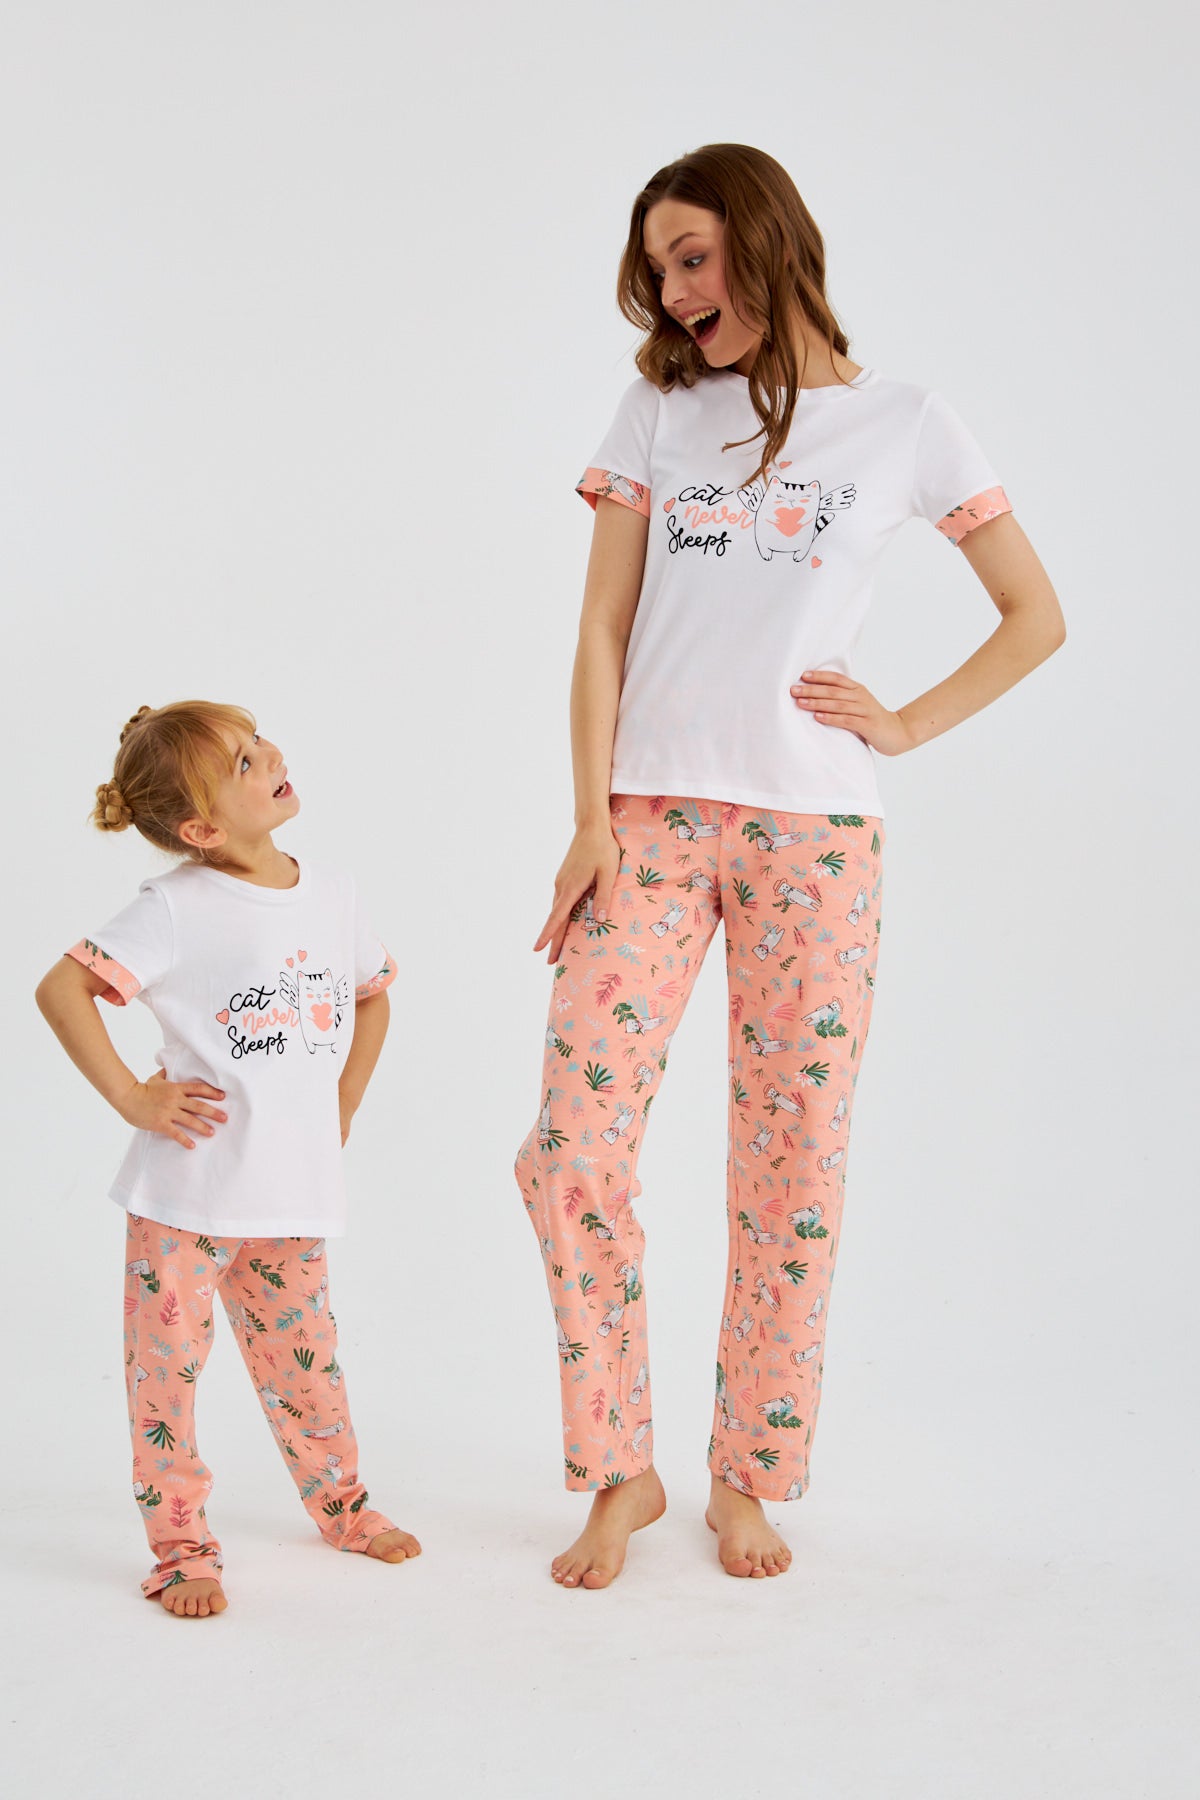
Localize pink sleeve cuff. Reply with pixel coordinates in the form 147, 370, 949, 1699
935, 485, 1012, 546
355, 948, 396, 1001
575, 467, 652, 518
66, 939, 141, 1006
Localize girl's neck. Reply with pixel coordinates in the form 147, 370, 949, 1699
205, 837, 299, 890
735, 326, 862, 388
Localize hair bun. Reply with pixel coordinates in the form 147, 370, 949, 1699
93, 779, 134, 832
118, 705, 153, 745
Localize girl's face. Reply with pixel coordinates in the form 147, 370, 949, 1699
642, 200, 762, 374
210, 727, 300, 843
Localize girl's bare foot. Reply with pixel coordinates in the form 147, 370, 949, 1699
551, 1465, 667, 1589
150, 1577, 227, 1618
366, 1527, 422, 1564
705, 1473, 793, 1578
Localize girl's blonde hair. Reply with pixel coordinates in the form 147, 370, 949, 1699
93, 701, 256, 859
616, 142, 852, 482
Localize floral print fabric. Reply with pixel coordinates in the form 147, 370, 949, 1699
124, 1214, 393, 1593
516, 795, 884, 1501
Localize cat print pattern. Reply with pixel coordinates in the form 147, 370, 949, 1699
737, 473, 857, 564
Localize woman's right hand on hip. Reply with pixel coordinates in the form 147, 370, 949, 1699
533, 822, 623, 963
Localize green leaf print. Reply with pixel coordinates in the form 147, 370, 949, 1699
280, 1397, 304, 1420
796, 1061, 830, 1086
733, 879, 756, 909
635, 864, 664, 888
179, 1362, 201, 1383
249, 1258, 286, 1289
142, 1418, 175, 1452
565, 1457, 589, 1481
549, 1033, 574, 1060
242, 1307, 268, 1334
750, 1447, 781, 1469
349, 1491, 368, 1514
741, 820, 766, 840
827, 815, 865, 829
322, 1497, 345, 1519
815, 1020, 848, 1039
580, 1212, 609, 1234
578, 1272, 597, 1296
779, 1260, 808, 1285
560, 1340, 587, 1366
765, 1413, 805, 1431
792, 1221, 829, 1241
814, 851, 845, 876
613, 1001, 638, 1026
276, 1307, 303, 1331
294, 1347, 314, 1371
870, 830, 881, 857
137, 1484, 163, 1508
603, 1472, 626, 1487
195, 1236, 219, 1261
584, 1062, 614, 1092
301, 1474, 324, 1500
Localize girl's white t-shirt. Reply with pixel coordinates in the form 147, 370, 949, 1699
577, 368, 1010, 817
67, 859, 395, 1238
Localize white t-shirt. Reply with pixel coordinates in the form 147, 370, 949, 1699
577, 368, 1010, 816
67, 858, 395, 1237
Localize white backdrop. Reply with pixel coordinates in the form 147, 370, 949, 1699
3, 3, 1196, 1796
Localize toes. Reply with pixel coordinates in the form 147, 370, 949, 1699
581, 1567, 613, 1589
762, 1554, 780, 1576
721, 1552, 755, 1578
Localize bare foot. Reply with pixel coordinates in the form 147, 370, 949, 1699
366, 1527, 422, 1565
705, 1473, 793, 1578
551, 1466, 666, 1589
151, 1577, 227, 1618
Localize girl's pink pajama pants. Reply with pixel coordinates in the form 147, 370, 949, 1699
516, 795, 884, 1502
124, 1215, 394, 1593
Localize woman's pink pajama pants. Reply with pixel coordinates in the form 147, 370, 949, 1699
516, 795, 884, 1501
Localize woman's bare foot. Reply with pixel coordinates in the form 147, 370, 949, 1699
705, 1473, 793, 1578
551, 1466, 667, 1589
366, 1526, 422, 1564
150, 1577, 227, 1618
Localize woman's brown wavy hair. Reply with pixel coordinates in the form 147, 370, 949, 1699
617, 143, 852, 482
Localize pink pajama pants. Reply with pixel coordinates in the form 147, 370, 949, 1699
516, 795, 884, 1501
124, 1215, 394, 1593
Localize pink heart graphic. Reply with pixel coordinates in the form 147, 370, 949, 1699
811, 556, 822, 568
215, 1008, 229, 1025
285, 957, 294, 968
772, 506, 808, 537
310, 1002, 333, 1033
298, 949, 308, 962
778, 459, 792, 469
663, 497, 676, 511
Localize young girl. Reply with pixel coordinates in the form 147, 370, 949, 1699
36, 701, 420, 1617
515, 144, 1065, 1588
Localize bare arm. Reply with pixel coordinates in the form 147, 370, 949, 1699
533, 499, 648, 961
792, 513, 1066, 753
338, 989, 389, 1145
35, 956, 227, 1150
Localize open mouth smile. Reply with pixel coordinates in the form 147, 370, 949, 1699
272, 771, 292, 800
683, 306, 721, 347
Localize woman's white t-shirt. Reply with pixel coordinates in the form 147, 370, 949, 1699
577, 368, 1010, 817
67, 858, 395, 1238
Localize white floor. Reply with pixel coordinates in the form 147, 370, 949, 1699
5, 1387, 1192, 1799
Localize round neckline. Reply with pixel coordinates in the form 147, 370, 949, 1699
191, 854, 309, 902
721, 365, 877, 394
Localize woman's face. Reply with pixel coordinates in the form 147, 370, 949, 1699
642, 200, 761, 374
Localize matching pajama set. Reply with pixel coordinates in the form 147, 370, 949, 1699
516, 365, 1010, 1500
68, 858, 398, 1594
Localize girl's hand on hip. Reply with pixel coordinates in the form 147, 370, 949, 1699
791, 670, 916, 757
118, 1069, 227, 1150
534, 823, 623, 963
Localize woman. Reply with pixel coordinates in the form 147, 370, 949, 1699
515, 143, 1063, 1588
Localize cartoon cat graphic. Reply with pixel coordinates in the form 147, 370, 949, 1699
738, 474, 857, 564
279, 965, 349, 1054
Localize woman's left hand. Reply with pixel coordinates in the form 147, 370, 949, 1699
791, 670, 916, 758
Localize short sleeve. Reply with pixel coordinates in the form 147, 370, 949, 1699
352, 886, 396, 1001
575, 378, 658, 518
66, 883, 174, 1006
913, 391, 1012, 546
